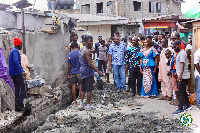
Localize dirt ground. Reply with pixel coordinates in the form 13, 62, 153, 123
34, 81, 199, 133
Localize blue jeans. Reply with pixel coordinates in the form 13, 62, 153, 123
196, 76, 200, 105
113, 65, 126, 90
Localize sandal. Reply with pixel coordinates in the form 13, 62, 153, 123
158, 96, 167, 100
151, 96, 155, 99
167, 97, 172, 101
170, 100, 178, 105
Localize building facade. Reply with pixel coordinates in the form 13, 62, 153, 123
79, 0, 184, 21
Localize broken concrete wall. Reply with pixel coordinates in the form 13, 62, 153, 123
25, 28, 70, 85
17, 13, 48, 32
0, 26, 70, 85
76, 24, 111, 45
0, 11, 50, 32
0, 11, 17, 29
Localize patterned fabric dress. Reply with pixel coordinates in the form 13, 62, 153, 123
138, 47, 159, 96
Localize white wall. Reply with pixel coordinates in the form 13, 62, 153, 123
76, 24, 111, 45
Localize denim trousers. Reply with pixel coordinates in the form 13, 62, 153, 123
196, 75, 200, 106
11, 75, 26, 105
178, 79, 190, 110
113, 65, 126, 89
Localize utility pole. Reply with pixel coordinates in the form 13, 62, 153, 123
51, 0, 55, 13
32, 0, 36, 12
22, 7, 26, 54
13, 0, 32, 55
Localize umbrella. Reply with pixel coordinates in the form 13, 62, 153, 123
185, 3, 200, 18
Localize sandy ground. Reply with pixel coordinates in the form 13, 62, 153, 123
100, 72, 200, 133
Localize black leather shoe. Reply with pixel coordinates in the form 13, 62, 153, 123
131, 93, 136, 97
137, 92, 141, 96
15, 104, 25, 112
15, 106, 25, 112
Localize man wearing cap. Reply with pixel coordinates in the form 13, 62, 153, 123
171, 32, 186, 51
172, 40, 192, 115
9, 38, 26, 111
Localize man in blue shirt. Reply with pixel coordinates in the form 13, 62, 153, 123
9, 38, 26, 111
125, 36, 142, 96
109, 36, 127, 93
67, 42, 81, 107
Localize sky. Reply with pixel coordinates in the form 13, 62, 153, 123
0, 0, 48, 11
0, 0, 200, 14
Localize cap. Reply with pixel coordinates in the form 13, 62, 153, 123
171, 32, 179, 39
14, 38, 22, 46
172, 40, 181, 48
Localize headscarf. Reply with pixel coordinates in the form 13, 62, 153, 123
14, 38, 22, 46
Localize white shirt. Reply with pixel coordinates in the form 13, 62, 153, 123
186, 44, 192, 51
165, 58, 171, 72
194, 48, 200, 78
127, 42, 132, 49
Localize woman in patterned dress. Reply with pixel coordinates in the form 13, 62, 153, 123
139, 38, 159, 98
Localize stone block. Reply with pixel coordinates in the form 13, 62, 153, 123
27, 86, 48, 95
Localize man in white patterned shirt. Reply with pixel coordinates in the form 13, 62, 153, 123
194, 48, 200, 109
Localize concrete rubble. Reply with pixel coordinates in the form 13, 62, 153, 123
34, 83, 192, 133
0, 81, 72, 133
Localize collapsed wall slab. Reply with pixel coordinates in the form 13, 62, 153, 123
0, 82, 72, 133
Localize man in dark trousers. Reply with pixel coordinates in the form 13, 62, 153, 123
172, 40, 192, 115
9, 38, 26, 111
125, 36, 142, 96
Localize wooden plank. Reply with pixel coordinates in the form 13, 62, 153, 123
191, 25, 197, 93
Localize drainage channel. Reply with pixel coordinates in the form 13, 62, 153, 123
33, 83, 192, 133
0, 83, 72, 133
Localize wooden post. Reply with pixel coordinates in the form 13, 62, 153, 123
191, 26, 196, 93
22, 8, 26, 55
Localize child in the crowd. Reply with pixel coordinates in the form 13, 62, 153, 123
67, 42, 81, 107
98, 40, 108, 79
165, 49, 172, 76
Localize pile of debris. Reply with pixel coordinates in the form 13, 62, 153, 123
34, 83, 191, 133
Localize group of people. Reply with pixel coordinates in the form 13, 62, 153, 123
67, 31, 200, 115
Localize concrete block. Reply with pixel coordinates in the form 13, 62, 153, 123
27, 86, 48, 95
41, 27, 57, 33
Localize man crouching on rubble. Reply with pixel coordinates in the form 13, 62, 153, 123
79, 36, 103, 110
9, 38, 26, 111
